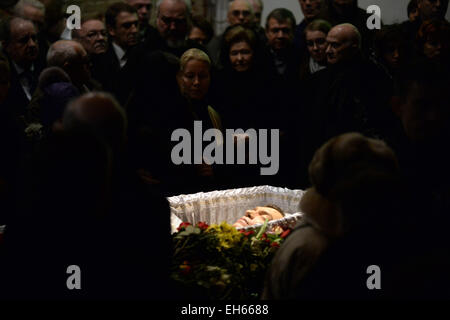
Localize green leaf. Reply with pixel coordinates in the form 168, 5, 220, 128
255, 218, 268, 240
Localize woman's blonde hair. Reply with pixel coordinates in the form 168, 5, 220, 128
179, 48, 211, 72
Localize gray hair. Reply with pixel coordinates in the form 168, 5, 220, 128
228, 0, 254, 14
47, 40, 82, 68
13, 0, 45, 16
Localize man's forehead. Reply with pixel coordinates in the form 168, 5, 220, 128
268, 18, 292, 28
160, 1, 187, 16
326, 34, 340, 43
11, 19, 36, 34
230, 0, 251, 11
83, 19, 105, 30
117, 11, 138, 22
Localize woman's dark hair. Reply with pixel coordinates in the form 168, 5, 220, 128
374, 24, 408, 60
304, 19, 332, 35
224, 25, 257, 50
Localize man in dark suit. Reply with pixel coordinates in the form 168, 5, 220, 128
143, 0, 201, 58
1, 16, 44, 119
91, 2, 140, 105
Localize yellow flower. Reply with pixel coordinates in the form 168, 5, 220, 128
208, 222, 243, 251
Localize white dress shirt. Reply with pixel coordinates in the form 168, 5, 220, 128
112, 42, 128, 68
13, 62, 35, 101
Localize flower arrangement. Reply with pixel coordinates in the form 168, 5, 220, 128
171, 220, 291, 300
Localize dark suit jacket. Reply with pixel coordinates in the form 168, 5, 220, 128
1, 56, 45, 119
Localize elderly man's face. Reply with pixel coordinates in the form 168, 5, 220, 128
77, 20, 108, 55
5, 19, 39, 67
325, 27, 357, 65
127, 0, 152, 25
109, 11, 139, 49
299, 0, 322, 21
418, 0, 448, 20
228, 0, 253, 27
22, 4, 45, 31
156, 0, 189, 45
177, 59, 210, 101
266, 18, 294, 51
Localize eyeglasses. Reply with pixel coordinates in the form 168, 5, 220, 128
159, 15, 187, 26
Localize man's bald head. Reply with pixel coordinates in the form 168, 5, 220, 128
47, 40, 91, 89
228, 0, 254, 27
326, 23, 361, 65
63, 92, 127, 151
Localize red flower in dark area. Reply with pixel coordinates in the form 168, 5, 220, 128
261, 233, 267, 240
280, 229, 291, 239
271, 242, 280, 248
197, 221, 209, 230
177, 222, 192, 231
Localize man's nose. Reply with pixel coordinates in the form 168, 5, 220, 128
237, 53, 243, 60
313, 42, 318, 50
326, 44, 332, 53
28, 37, 37, 47
140, 6, 148, 14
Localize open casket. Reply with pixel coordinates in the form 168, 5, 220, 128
168, 185, 305, 233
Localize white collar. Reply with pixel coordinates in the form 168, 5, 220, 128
12, 61, 34, 75
112, 42, 126, 61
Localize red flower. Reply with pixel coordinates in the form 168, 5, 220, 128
280, 229, 291, 239
271, 242, 280, 248
197, 221, 209, 230
243, 230, 255, 237
177, 222, 191, 231
261, 233, 267, 240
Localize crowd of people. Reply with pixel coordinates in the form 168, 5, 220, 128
0, 0, 449, 299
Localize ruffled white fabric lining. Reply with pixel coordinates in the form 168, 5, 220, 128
168, 185, 305, 234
